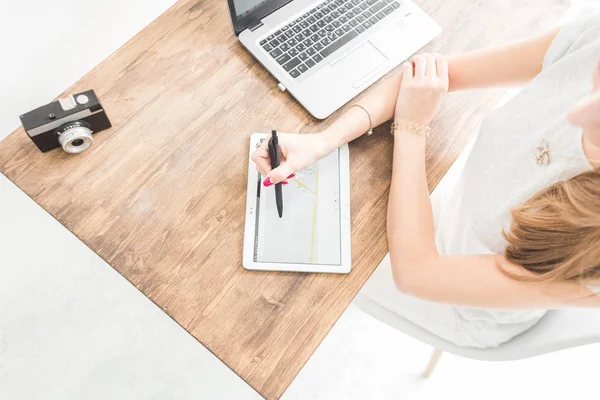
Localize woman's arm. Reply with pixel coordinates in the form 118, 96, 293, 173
387, 54, 600, 309
321, 27, 560, 153
396, 254, 600, 308
254, 28, 561, 181
447, 27, 560, 91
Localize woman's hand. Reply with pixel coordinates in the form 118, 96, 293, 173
251, 133, 330, 185
394, 53, 449, 126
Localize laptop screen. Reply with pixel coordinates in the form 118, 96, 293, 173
228, 0, 293, 36
232, 0, 270, 19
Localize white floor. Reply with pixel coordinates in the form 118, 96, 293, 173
0, 174, 261, 400
2, 1, 600, 400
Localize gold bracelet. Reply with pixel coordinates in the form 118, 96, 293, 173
352, 104, 373, 135
390, 120, 431, 138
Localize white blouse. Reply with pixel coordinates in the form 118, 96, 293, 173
433, 10, 600, 342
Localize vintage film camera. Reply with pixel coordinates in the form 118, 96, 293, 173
20, 90, 111, 153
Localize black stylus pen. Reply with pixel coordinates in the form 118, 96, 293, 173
268, 130, 284, 218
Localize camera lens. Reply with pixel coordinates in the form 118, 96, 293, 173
56, 121, 94, 154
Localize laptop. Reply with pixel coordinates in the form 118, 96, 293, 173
227, 0, 441, 119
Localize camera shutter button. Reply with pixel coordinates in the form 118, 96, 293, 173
76, 94, 89, 105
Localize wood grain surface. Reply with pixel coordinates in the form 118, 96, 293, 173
0, 0, 567, 398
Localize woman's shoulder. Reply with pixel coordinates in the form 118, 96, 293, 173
543, 7, 600, 69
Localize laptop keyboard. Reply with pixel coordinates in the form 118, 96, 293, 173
259, 0, 403, 79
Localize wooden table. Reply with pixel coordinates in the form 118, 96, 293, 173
0, 0, 566, 398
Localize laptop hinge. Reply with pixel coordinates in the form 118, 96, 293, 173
248, 20, 264, 31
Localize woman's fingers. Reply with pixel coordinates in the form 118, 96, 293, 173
266, 161, 296, 185
435, 53, 449, 87
394, 52, 449, 126
251, 143, 272, 176
424, 53, 437, 79
412, 55, 426, 79
409, 53, 445, 81
252, 139, 296, 184
401, 61, 413, 84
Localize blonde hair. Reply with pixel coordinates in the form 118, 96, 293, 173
502, 169, 600, 283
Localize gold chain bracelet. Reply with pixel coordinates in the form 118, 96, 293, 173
390, 120, 431, 138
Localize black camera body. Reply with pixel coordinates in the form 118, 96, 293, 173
20, 89, 111, 153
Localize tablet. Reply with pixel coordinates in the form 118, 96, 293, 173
243, 133, 352, 273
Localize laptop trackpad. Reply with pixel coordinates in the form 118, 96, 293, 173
331, 41, 388, 87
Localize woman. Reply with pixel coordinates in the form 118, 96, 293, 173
252, 11, 600, 347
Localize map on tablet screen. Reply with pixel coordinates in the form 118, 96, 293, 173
254, 144, 342, 266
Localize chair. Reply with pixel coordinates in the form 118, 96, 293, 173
354, 295, 600, 377
353, 114, 600, 377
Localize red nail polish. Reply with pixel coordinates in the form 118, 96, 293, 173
263, 177, 272, 187
282, 181, 289, 185
287, 174, 295, 179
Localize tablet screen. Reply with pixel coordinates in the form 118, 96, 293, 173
254, 145, 342, 265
